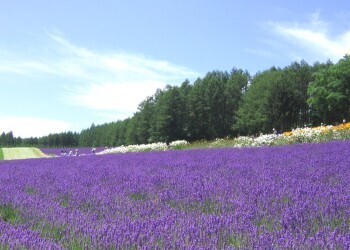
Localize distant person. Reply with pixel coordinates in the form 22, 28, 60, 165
74, 149, 78, 156
68, 148, 73, 156
92, 148, 96, 154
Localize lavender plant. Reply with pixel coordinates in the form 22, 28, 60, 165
1, 140, 349, 248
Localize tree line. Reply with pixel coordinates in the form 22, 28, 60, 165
0, 131, 79, 147
1, 56, 349, 148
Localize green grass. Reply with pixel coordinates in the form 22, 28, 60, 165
129, 192, 148, 201
2, 147, 48, 160
227, 234, 245, 248
174, 138, 238, 150
0, 204, 20, 224
30, 220, 92, 249
58, 194, 71, 208
166, 198, 222, 214
0, 148, 3, 160
25, 186, 38, 195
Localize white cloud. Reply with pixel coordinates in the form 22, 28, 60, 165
0, 32, 200, 124
66, 81, 163, 113
0, 115, 71, 138
51, 34, 199, 114
266, 12, 350, 62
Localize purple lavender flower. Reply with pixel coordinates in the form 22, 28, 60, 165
0, 140, 349, 248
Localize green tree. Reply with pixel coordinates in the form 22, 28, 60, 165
0, 132, 6, 146
5, 131, 14, 146
235, 61, 313, 135
267, 61, 313, 131
135, 96, 156, 143
187, 78, 210, 140
284, 60, 312, 127
149, 85, 184, 143
225, 68, 250, 136
125, 116, 140, 145
308, 55, 350, 124
234, 68, 281, 135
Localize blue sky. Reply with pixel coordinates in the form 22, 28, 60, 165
1, 1, 349, 138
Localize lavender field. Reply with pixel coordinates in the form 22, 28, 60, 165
1, 140, 349, 249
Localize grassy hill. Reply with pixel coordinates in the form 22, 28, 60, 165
1, 148, 48, 160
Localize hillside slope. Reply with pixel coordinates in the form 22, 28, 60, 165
2, 148, 48, 160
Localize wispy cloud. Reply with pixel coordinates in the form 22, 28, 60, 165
47, 32, 198, 80
50, 34, 199, 114
0, 32, 199, 136
0, 31, 199, 113
266, 12, 350, 62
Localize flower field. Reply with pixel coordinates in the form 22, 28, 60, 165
232, 122, 350, 148
1, 140, 349, 248
94, 123, 350, 155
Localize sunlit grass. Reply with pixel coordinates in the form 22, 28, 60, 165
2, 147, 48, 160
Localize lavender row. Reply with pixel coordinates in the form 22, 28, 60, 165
1, 140, 350, 248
